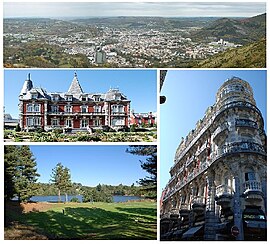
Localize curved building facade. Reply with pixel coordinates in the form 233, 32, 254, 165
160, 77, 266, 241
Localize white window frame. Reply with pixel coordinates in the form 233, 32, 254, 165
52, 118, 59, 126
81, 95, 88, 102
34, 104, 40, 112
52, 95, 59, 101
94, 95, 100, 102
65, 95, 73, 101
81, 105, 88, 113
51, 105, 58, 113
65, 119, 72, 128
94, 105, 101, 113
81, 119, 88, 128
93, 118, 100, 126
65, 105, 72, 113
27, 117, 41, 126
111, 117, 125, 126
27, 104, 33, 112
31, 93, 38, 99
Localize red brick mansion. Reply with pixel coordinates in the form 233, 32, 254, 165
19, 73, 131, 131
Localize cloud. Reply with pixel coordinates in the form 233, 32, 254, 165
4, 2, 266, 18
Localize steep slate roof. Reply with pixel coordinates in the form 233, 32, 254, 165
19, 73, 129, 102
67, 72, 83, 94
20, 73, 33, 96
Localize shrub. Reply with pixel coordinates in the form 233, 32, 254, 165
15, 124, 21, 132
52, 128, 63, 135
70, 197, 80, 203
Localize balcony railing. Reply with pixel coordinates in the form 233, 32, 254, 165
161, 212, 171, 219
163, 141, 266, 202
219, 141, 265, 155
235, 119, 258, 129
111, 112, 127, 116
191, 196, 205, 205
243, 180, 262, 193
47, 111, 106, 115
186, 155, 195, 167
216, 184, 234, 197
180, 203, 189, 210
173, 100, 263, 172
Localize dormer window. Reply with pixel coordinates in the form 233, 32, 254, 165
81, 95, 88, 101
66, 95, 73, 101
31, 93, 38, 99
93, 95, 101, 102
114, 94, 121, 100
52, 94, 59, 102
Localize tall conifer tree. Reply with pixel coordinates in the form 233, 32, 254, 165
126, 146, 157, 197
51, 163, 72, 202
4, 145, 39, 202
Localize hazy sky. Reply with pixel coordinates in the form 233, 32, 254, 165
4, 2, 266, 18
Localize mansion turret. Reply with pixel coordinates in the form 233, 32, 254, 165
160, 77, 267, 241
19, 73, 130, 131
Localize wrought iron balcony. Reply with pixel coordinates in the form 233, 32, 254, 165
174, 100, 262, 167
163, 141, 266, 202
186, 155, 195, 167
235, 119, 258, 129
219, 141, 266, 156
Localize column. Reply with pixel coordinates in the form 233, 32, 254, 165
233, 174, 244, 240
204, 169, 217, 240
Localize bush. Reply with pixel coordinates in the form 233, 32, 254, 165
36, 128, 45, 133
52, 128, 63, 135
130, 124, 137, 132
15, 124, 21, 132
70, 197, 80, 203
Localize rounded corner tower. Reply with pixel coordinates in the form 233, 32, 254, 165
161, 77, 266, 241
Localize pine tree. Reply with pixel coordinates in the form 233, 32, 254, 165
4, 145, 18, 200
16, 146, 40, 202
51, 163, 72, 202
4, 145, 40, 202
126, 146, 157, 197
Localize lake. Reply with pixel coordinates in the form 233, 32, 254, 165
29, 195, 143, 203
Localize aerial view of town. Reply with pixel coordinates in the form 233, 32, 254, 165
3, 2, 266, 68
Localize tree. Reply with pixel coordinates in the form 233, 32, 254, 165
4, 145, 18, 200
126, 146, 157, 198
51, 163, 72, 202
4, 145, 40, 202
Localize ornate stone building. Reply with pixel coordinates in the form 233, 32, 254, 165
160, 77, 266, 241
19, 73, 130, 131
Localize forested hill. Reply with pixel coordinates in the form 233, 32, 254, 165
35, 182, 144, 197
192, 13, 266, 44
193, 38, 266, 68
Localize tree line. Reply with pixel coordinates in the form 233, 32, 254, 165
4, 145, 157, 203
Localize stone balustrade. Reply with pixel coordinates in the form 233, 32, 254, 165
243, 180, 262, 193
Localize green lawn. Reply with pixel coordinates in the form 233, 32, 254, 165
5, 201, 157, 240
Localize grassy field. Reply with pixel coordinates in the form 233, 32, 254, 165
5, 201, 157, 240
